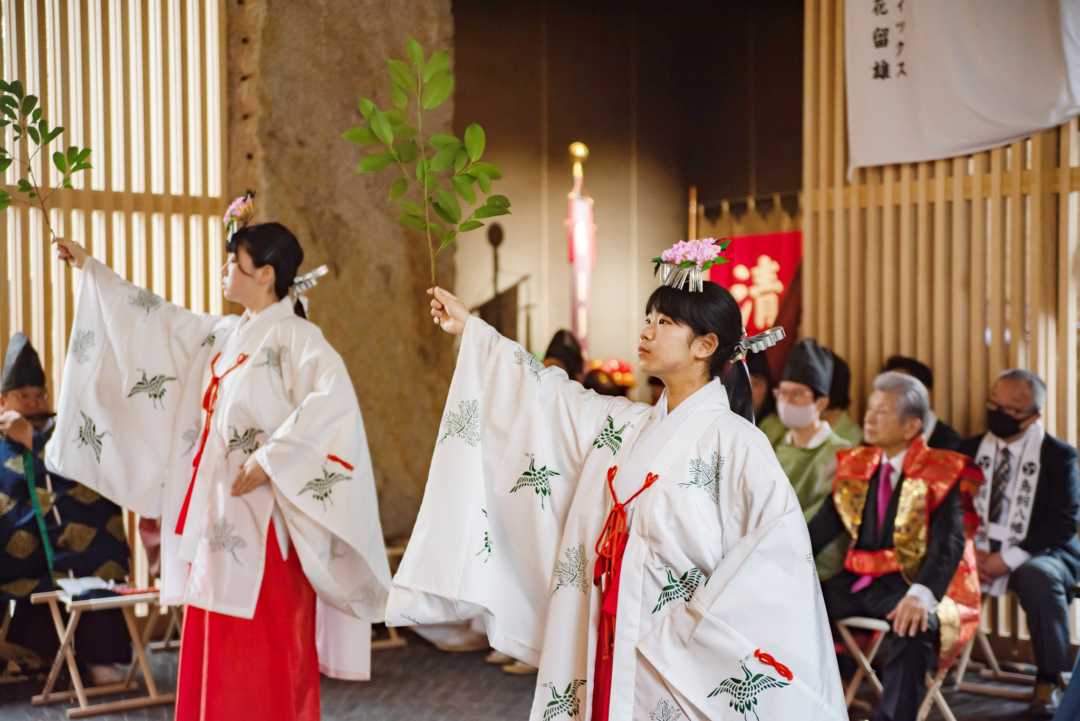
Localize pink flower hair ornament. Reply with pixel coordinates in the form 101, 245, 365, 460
651, 237, 733, 292
223, 190, 256, 242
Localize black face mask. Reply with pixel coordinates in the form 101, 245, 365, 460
987, 408, 1030, 439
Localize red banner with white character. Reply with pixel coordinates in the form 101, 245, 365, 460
709, 231, 802, 336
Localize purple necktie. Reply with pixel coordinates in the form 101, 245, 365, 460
851, 462, 893, 594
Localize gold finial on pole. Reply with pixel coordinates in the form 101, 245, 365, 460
569, 142, 589, 179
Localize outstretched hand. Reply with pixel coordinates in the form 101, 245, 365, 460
231, 455, 270, 496
428, 286, 470, 336
53, 237, 88, 269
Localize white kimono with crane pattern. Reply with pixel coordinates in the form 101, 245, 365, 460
46, 258, 391, 679
387, 317, 845, 721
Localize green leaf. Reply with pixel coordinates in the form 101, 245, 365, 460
10, 80, 23, 99
436, 189, 461, 223
420, 70, 454, 110
487, 194, 510, 208
458, 220, 484, 232
0, 80, 10, 93
342, 125, 378, 145
385, 109, 407, 126
388, 59, 415, 95
429, 142, 460, 172
72, 162, 92, 172
390, 83, 407, 110
452, 175, 475, 204
358, 96, 376, 119
467, 162, 502, 180
407, 37, 424, 70
389, 177, 408, 200
76, 147, 91, 162
432, 202, 456, 225
47, 126, 63, 142
427, 221, 445, 239
26, 126, 39, 144
475, 170, 491, 194
464, 123, 485, 162
428, 134, 458, 149
475, 204, 512, 219
17, 178, 32, 192
397, 140, 419, 163
392, 123, 417, 140
0, 158, 11, 174
439, 230, 458, 250
395, 214, 427, 231
396, 198, 424, 216
67, 146, 78, 164
21, 95, 37, 115
454, 148, 468, 173
423, 50, 449, 82
31, 108, 41, 123
357, 152, 394, 172
0, 95, 16, 107
0, 188, 10, 212
52, 151, 66, 173
370, 109, 394, 145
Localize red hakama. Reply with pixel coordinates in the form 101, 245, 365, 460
176, 523, 320, 721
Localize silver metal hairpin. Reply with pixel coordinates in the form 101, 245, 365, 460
742, 327, 786, 355
290, 265, 329, 298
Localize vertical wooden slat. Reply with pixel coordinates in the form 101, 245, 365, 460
881, 165, 896, 360
830, 0, 846, 356
988, 147, 1006, 383
1029, 131, 1054, 387
815, 0, 833, 343
949, 155, 968, 433
848, 168, 864, 418
915, 161, 931, 361
865, 167, 882, 392
897, 163, 913, 355
932, 159, 949, 422
801, 0, 818, 340
1007, 141, 1025, 370
969, 152, 988, 431
1058, 119, 1078, 445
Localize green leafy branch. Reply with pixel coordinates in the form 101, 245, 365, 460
343, 37, 512, 281
0, 79, 93, 240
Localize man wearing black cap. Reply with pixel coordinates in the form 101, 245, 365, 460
0, 333, 132, 684
882, 355, 962, 451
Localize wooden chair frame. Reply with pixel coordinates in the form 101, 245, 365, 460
837, 616, 956, 721
29, 590, 175, 719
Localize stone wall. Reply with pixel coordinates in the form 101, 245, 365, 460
227, 0, 456, 538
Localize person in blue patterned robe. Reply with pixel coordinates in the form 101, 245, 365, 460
0, 333, 131, 681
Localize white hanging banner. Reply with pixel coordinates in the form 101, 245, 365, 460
846, 0, 1080, 172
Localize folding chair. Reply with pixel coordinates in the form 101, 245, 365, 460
836, 616, 956, 721
0, 601, 29, 685
148, 605, 183, 653
30, 589, 175, 719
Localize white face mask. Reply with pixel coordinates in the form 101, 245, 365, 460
778, 400, 819, 430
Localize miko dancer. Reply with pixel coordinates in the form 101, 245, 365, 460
50, 197, 389, 721
389, 239, 846, 721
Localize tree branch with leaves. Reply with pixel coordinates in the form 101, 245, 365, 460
343, 37, 511, 281
0, 79, 93, 240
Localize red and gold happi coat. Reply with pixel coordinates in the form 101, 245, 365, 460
833, 435, 984, 667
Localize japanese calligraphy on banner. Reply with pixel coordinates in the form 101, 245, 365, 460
846, 0, 1080, 171
710, 232, 802, 336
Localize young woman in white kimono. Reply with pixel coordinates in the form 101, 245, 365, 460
387, 241, 846, 721
50, 222, 390, 721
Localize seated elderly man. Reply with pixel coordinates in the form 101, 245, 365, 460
0, 333, 132, 684
808, 372, 976, 721
960, 369, 1080, 718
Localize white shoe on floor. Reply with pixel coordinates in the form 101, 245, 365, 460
88, 664, 126, 687
502, 660, 538, 675
485, 651, 514, 665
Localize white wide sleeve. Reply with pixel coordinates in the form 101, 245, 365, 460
387, 317, 629, 663
252, 325, 392, 621
46, 257, 219, 518
638, 445, 847, 721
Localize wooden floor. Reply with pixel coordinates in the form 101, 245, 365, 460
0, 633, 1050, 720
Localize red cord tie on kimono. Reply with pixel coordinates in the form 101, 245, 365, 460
591, 466, 660, 721
176, 352, 249, 534
327, 454, 354, 471
755, 649, 793, 681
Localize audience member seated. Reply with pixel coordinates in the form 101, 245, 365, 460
0, 333, 132, 685
745, 351, 781, 440
823, 350, 863, 446
959, 369, 1080, 718
808, 372, 972, 721
541, 329, 584, 383
882, 355, 961, 451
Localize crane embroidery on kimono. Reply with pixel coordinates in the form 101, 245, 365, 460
681, 452, 724, 504
70, 330, 95, 364
707, 651, 792, 721
227, 427, 264, 456
513, 348, 545, 382
127, 288, 162, 316
127, 369, 178, 409
510, 453, 560, 510
652, 565, 704, 613
551, 543, 588, 596
540, 679, 586, 720
74, 411, 109, 463
592, 416, 633, 456
201, 331, 218, 347
207, 518, 247, 565
299, 467, 352, 510
256, 345, 286, 378
437, 398, 480, 447
181, 421, 201, 457
650, 699, 684, 721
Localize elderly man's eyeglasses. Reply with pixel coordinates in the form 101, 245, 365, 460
986, 400, 1037, 420
773, 388, 815, 402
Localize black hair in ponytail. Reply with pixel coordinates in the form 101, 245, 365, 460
645, 281, 756, 423
226, 222, 305, 316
